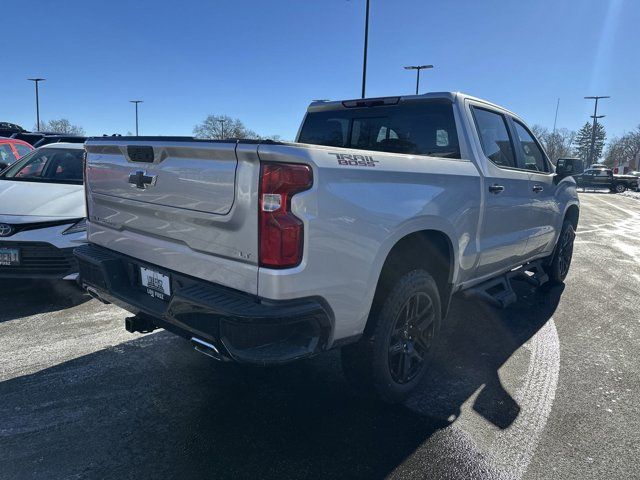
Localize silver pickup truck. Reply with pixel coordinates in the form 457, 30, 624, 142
76, 92, 580, 402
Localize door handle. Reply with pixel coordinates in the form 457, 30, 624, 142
532, 184, 544, 193
488, 184, 505, 194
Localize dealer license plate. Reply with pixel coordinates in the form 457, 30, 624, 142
0, 248, 20, 266
140, 266, 171, 301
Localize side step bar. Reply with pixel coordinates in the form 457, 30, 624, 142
462, 260, 549, 309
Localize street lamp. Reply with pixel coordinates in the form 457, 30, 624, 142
129, 100, 143, 136
403, 65, 433, 95
27, 78, 45, 131
361, 0, 370, 98
584, 96, 610, 166
218, 119, 226, 139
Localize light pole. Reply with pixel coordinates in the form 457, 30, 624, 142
361, 0, 370, 98
218, 119, 226, 139
553, 98, 560, 134
129, 100, 143, 136
403, 65, 433, 95
584, 96, 609, 166
28, 78, 45, 131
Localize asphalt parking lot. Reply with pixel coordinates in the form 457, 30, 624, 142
0, 192, 638, 480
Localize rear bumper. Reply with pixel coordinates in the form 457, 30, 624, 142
75, 243, 333, 365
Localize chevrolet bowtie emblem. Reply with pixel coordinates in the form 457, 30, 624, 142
128, 170, 157, 189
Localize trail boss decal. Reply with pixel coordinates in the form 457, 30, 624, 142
330, 153, 379, 167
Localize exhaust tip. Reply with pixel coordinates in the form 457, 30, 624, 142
84, 285, 110, 304
191, 337, 223, 361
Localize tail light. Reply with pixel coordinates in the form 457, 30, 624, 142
259, 162, 313, 268
83, 150, 91, 219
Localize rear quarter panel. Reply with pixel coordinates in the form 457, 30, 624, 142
257, 142, 482, 342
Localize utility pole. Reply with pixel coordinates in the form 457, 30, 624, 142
553, 98, 560, 134
584, 96, 609, 166
28, 78, 45, 131
403, 65, 434, 95
218, 119, 226, 139
361, 0, 370, 98
129, 100, 143, 136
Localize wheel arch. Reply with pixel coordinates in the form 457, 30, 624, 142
564, 203, 580, 231
369, 229, 456, 331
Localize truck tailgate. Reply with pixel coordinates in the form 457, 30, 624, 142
88, 141, 237, 214
84, 139, 261, 294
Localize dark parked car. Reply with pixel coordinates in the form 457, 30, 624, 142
0, 122, 26, 138
32, 135, 86, 148
629, 171, 640, 191
11, 132, 86, 147
575, 167, 639, 193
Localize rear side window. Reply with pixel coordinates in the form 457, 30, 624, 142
513, 121, 549, 172
472, 107, 516, 168
298, 102, 460, 158
14, 144, 32, 157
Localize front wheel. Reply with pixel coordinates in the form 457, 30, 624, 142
341, 270, 441, 403
614, 183, 626, 193
545, 220, 576, 284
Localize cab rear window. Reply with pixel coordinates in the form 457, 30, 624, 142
298, 102, 460, 158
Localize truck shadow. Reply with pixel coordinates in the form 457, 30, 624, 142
0, 281, 563, 480
0, 279, 90, 323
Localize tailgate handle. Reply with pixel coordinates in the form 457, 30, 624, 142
127, 146, 155, 163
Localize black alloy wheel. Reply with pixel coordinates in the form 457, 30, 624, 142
387, 292, 435, 384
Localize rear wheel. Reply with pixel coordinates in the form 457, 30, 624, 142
614, 183, 626, 193
341, 270, 441, 403
545, 220, 576, 284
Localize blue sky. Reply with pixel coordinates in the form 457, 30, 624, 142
1, 0, 638, 141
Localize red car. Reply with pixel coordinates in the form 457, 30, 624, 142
0, 138, 34, 170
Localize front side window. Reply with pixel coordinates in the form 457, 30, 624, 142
298, 102, 460, 158
0, 145, 15, 165
513, 121, 549, 172
1, 147, 84, 184
472, 107, 516, 168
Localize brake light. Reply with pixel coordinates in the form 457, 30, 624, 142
259, 162, 313, 268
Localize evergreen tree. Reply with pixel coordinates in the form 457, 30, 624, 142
573, 122, 606, 165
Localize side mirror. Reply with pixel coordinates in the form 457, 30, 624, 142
556, 158, 584, 179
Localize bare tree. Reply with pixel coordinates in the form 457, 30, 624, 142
531, 125, 575, 164
37, 119, 85, 135
193, 115, 258, 140
604, 126, 640, 170
193, 114, 284, 141
531, 124, 548, 142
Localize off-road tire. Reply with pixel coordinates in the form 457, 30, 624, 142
544, 220, 576, 285
341, 270, 441, 403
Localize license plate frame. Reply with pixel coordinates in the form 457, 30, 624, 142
139, 266, 171, 301
0, 248, 20, 266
